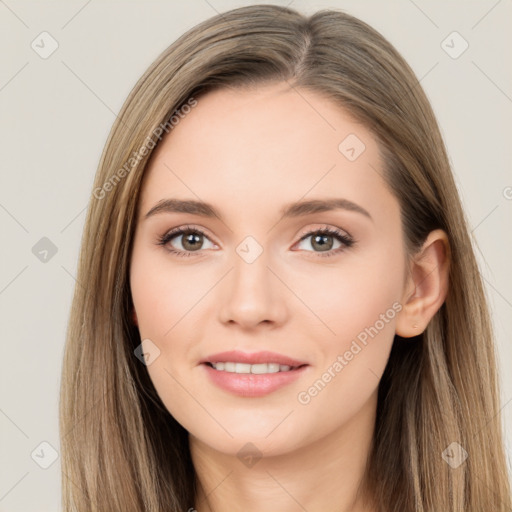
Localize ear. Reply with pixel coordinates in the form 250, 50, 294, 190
395, 229, 450, 338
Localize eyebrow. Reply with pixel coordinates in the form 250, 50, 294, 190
144, 197, 372, 222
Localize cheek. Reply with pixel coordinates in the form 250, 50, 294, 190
305, 243, 404, 347
296, 240, 404, 405
130, 249, 204, 430
130, 245, 196, 339
291, 302, 398, 443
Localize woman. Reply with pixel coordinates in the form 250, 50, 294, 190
59, 4, 511, 511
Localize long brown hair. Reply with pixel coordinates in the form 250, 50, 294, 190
59, 5, 511, 510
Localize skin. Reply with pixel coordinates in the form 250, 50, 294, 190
129, 82, 450, 512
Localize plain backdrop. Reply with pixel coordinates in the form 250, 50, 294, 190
0, 1, 511, 510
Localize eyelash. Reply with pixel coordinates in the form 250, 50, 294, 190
156, 224, 355, 259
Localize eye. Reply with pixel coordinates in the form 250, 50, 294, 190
157, 225, 216, 257
157, 225, 355, 258
294, 227, 354, 258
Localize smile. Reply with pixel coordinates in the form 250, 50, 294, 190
202, 362, 309, 397
207, 362, 302, 373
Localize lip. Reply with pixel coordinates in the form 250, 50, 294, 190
201, 363, 309, 397
199, 350, 310, 397
200, 350, 308, 367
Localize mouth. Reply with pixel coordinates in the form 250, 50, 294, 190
200, 352, 310, 397
203, 362, 307, 374
199, 350, 309, 396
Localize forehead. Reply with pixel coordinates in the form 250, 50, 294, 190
139, 82, 397, 224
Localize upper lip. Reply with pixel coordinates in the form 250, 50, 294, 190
200, 350, 308, 367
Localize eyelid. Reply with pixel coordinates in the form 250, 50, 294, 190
162, 224, 216, 241
296, 224, 351, 240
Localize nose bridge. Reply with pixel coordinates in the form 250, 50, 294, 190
218, 236, 287, 327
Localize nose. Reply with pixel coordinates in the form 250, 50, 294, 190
217, 248, 289, 330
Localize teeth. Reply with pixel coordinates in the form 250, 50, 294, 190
210, 362, 295, 373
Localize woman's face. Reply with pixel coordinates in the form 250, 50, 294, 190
130, 82, 408, 457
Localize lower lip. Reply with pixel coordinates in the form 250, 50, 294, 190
201, 363, 309, 397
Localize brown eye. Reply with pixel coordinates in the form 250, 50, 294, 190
179, 231, 204, 251
310, 233, 335, 252
295, 228, 354, 257
157, 226, 216, 257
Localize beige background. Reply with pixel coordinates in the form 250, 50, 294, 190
0, 1, 511, 510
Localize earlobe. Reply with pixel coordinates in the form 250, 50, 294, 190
395, 229, 450, 338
